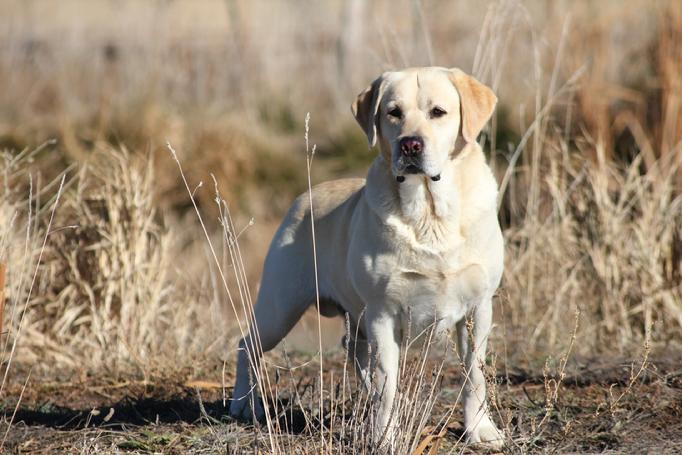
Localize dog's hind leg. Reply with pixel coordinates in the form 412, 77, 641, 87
340, 311, 371, 390
229, 268, 313, 422
344, 328, 371, 390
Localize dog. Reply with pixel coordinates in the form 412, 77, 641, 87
229, 66, 504, 448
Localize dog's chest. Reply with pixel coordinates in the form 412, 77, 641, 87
348, 185, 496, 335
394, 253, 481, 332
357, 238, 486, 335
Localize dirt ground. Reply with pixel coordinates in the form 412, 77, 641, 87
2, 355, 682, 454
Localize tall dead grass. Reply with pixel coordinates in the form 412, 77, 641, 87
1, 145, 225, 376
501, 137, 682, 355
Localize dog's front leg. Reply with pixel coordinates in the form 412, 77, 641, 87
367, 313, 400, 447
456, 298, 504, 448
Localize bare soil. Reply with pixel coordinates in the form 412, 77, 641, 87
2, 357, 682, 454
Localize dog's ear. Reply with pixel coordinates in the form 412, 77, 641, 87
448, 68, 497, 144
351, 74, 387, 148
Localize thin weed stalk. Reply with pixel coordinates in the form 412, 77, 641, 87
304, 111, 326, 450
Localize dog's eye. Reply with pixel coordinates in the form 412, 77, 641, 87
430, 107, 447, 118
388, 107, 403, 119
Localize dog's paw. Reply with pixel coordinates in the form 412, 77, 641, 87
466, 416, 504, 450
228, 396, 266, 423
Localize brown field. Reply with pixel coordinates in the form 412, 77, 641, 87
1, 0, 681, 453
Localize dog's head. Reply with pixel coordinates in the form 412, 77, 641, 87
352, 67, 496, 181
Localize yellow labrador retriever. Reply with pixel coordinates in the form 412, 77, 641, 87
230, 66, 503, 447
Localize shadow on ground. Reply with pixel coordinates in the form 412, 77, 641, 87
2, 394, 315, 434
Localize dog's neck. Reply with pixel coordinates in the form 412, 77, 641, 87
365, 147, 481, 249
397, 170, 458, 223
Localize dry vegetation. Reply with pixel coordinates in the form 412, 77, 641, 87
1, 0, 681, 453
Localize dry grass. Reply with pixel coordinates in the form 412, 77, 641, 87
0, 0, 681, 453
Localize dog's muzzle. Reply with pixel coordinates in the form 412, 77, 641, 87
395, 136, 440, 182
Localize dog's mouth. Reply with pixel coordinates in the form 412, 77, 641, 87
395, 166, 441, 183
404, 164, 422, 174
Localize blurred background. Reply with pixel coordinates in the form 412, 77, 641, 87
1, 0, 681, 374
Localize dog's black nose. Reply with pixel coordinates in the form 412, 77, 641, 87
399, 136, 424, 157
